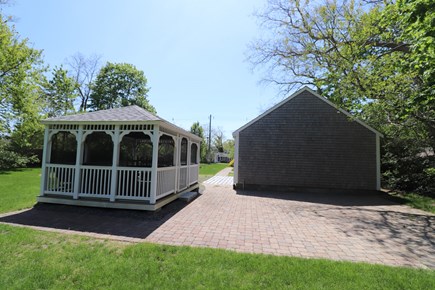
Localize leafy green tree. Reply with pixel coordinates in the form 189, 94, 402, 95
8, 118, 43, 160
0, 14, 44, 135
190, 121, 207, 162
0, 12, 45, 164
0, 138, 37, 170
89, 62, 155, 112
223, 139, 235, 159
42, 66, 77, 117
379, 0, 435, 141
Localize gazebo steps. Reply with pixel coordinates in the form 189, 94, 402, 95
37, 183, 200, 211
178, 191, 199, 203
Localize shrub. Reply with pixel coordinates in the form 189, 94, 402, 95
0, 138, 38, 170
382, 138, 435, 195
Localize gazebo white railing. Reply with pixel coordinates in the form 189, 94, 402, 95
116, 167, 152, 200
156, 166, 177, 198
38, 105, 201, 209
44, 164, 75, 195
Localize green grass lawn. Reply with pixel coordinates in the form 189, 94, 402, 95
0, 168, 40, 214
0, 224, 433, 289
389, 191, 435, 214
199, 163, 229, 176
198, 163, 229, 183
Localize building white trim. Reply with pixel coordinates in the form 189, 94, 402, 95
376, 134, 381, 190
233, 132, 239, 185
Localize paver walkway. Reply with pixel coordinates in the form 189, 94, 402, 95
203, 166, 234, 186
146, 184, 435, 269
203, 176, 233, 186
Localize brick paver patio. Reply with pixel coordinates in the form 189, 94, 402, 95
146, 183, 435, 269
1, 177, 433, 269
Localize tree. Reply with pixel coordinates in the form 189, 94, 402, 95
42, 66, 77, 117
380, 0, 435, 141
0, 11, 45, 163
223, 139, 235, 159
89, 62, 155, 112
190, 121, 207, 162
251, 0, 435, 193
251, 0, 434, 134
213, 129, 224, 153
0, 13, 44, 135
0, 137, 37, 170
66, 52, 101, 112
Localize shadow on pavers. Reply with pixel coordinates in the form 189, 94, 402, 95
0, 194, 201, 239
236, 188, 400, 207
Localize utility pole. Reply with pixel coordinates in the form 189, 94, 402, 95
208, 114, 212, 162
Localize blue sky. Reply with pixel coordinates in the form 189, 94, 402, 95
5, 0, 282, 139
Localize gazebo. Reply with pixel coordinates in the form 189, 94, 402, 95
38, 105, 201, 210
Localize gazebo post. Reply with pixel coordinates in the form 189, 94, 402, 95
187, 139, 191, 185
39, 126, 50, 197
73, 125, 84, 199
150, 125, 160, 204
171, 135, 177, 192
175, 135, 180, 191
197, 142, 200, 164
109, 125, 120, 202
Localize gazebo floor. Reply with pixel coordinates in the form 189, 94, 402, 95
37, 183, 200, 211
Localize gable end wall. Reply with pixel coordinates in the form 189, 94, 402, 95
237, 91, 377, 191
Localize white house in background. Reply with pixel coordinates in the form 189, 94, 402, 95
214, 152, 231, 163
38, 105, 201, 211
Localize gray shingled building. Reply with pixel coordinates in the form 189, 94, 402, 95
233, 87, 382, 192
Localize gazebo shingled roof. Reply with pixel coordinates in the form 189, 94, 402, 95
42, 105, 201, 142
43, 105, 160, 123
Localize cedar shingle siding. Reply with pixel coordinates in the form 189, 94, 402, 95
236, 90, 378, 191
